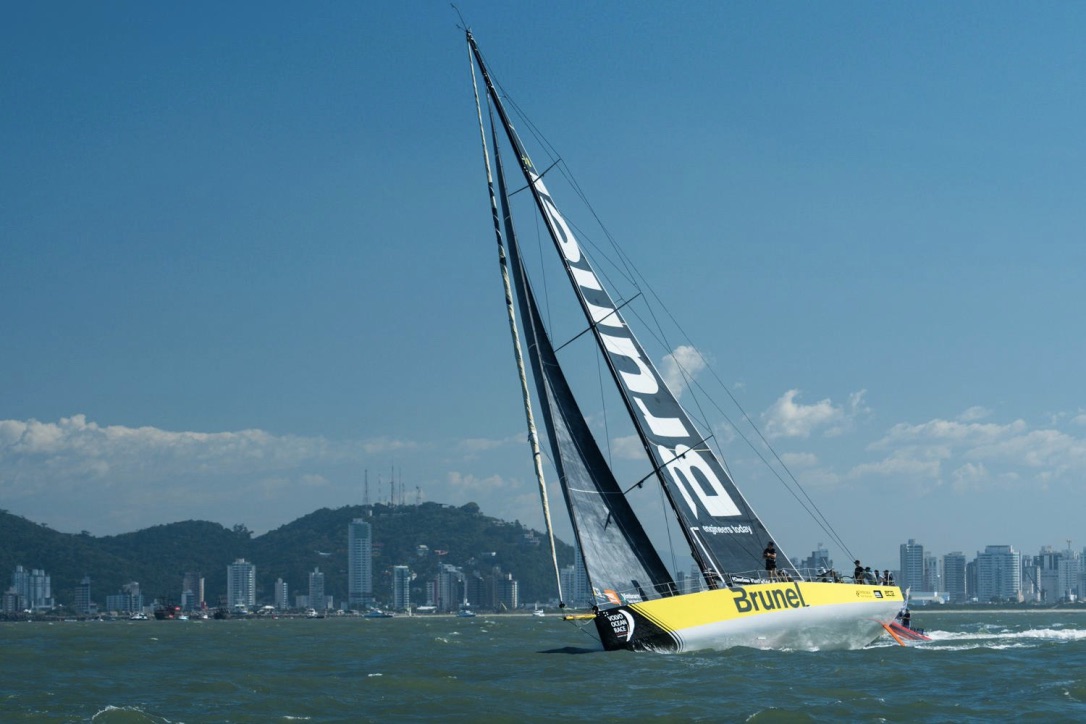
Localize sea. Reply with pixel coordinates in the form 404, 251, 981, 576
2, 610, 1085, 722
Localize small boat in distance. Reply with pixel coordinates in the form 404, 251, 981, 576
129, 611, 148, 621
883, 595, 932, 645
364, 609, 394, 619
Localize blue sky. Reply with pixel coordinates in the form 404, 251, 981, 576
2, 2, 1084, 573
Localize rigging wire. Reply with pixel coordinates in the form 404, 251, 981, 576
467, 38, 566, 605
495, 80, 856, 566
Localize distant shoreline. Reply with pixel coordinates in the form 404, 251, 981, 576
917, 608, 1086, 614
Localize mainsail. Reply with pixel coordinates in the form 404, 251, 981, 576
493, 122, 675, 603
467, 32, 791, 585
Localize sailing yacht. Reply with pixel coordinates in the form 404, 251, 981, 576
465, 30, 902, 652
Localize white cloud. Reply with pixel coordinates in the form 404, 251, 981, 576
958, 406, 992, 422
762, 389, 861, 439
610, 434, 645, 460
455, 435, 520, 456
447, 471, 500, 490
854, 408, 1086, 495
0, 415, 402, 535
871, 417, 1027, 450
361, 437, 419, 455
661, 345, 707, 399
779, 451, 819, 469
848, 450, 945, 481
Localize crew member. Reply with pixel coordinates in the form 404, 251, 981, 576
763, 541, 777, 580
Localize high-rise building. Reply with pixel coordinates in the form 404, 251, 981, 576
181, 572, 204, 611
347, 519, 373, 609
943, 552, 967, 603
274, 578, 289, 610
688, 564, 707, 593
798, 545, 833, 575
975, 545, 1021, 603
923, 552, 940, 592
434, 563, 464, 612
74, 576, 94, 615
308, 568, 326, 610
496, 572, 518, 611
11, 566, 53, 611
560, 564, 575, 604
226, 559, 256, 610
572, 546, 590, 606
392, 565, 411, 611
899, 539, 925, 592
106, 581, 144, 615
1056, 546, 1080, 602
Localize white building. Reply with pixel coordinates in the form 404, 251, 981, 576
274, 578, 289, 610
392, 565, 411, 611
226, 559, 256, 610
308, 568, 327, 610
975, 545, 1021, 603
899, 539, 925, 593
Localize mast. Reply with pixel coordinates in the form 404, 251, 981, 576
468, 37, 565, 604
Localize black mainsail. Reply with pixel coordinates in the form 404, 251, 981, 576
492, 120, 675, 603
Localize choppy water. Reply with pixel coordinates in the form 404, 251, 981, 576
2, 611, 1085, 722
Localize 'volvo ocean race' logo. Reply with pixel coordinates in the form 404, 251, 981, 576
606, 610, 636, 642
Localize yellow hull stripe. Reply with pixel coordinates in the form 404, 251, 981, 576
630, 582, 902, 633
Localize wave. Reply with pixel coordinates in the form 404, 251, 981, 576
917, 627, 1086, 650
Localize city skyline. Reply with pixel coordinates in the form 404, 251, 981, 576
9, 534, 1082, 614
3, 3, 1084, 560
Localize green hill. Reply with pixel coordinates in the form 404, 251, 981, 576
0, 503, 573, 611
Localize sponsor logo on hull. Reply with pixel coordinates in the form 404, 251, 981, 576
731, 582, 808, 614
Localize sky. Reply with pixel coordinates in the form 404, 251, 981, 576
2, 2, 1085, 573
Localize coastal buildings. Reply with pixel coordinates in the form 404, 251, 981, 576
274, 578, 289, 610
74, 576, 94, 615
798, 545, 833, 574
899, 539, 925, 593
975, 545, 1022, 603
308, 568, 326, 611
943, 552, 967, 603
1032, 545, 1081, 603
496, 572, 518, 611
226, 559, 256, 610
105, 582, 144, 614
347, 518, 373, 609
433, 563, 464, 612
392, 565, 411, 611
181, 572, 204, 611
8, 566, 53, 611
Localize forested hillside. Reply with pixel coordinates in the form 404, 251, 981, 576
0, 502, 573, 609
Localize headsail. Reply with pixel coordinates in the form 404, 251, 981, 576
495, 128, 675, 604
467, 32, 790, 583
